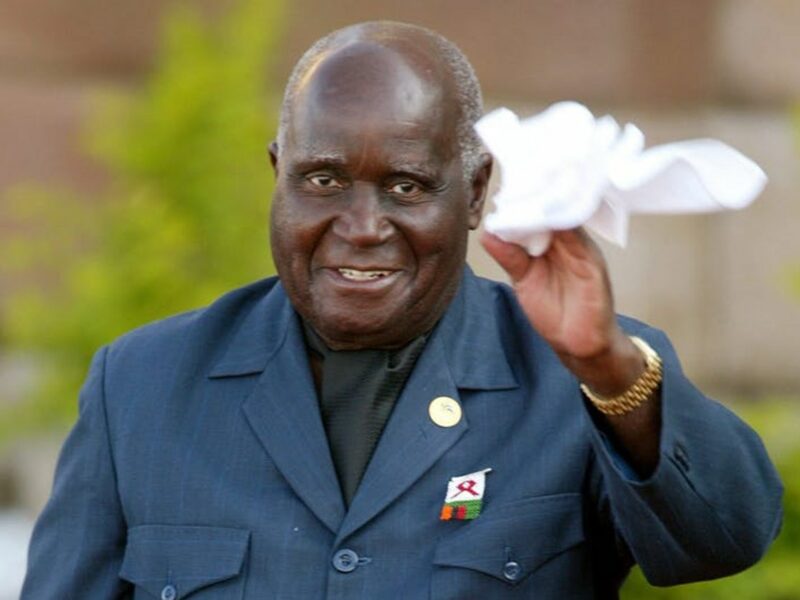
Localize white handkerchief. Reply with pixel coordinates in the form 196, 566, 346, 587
475, 102, 767, 256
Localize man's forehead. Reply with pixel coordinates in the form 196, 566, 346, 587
283, 40, 457, 162
293, 41, 447, 125
285, 130, 445, 174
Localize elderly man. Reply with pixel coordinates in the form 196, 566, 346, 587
24, 21, 781, 599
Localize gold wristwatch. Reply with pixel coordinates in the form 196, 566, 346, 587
580, 336, 663, 416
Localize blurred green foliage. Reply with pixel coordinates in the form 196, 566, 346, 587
621, 399, 800, 599
0, 0, 283, 438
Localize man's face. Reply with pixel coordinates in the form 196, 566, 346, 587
270, 42, 486, 350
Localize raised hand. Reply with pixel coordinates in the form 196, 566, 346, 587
482, 228, 646, 394
481, 228, 620, 360
481, 228, 660, 473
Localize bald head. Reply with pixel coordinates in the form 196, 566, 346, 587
277, 22, 484, 181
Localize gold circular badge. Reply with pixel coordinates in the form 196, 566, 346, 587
428, 396, 462, 428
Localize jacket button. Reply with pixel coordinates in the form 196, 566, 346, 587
161, 584, 177, 600
503, 560, 522, 581
332, 548, 360, 573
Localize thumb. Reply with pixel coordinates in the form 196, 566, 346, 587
480, 231, 532, 283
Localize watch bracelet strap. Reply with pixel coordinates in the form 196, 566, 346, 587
580, 336, 663, 416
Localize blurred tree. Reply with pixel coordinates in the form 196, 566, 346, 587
0, 0, 283, 438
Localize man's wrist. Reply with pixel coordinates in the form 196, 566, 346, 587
559, 330, 646, 397
580, 336, 663, 416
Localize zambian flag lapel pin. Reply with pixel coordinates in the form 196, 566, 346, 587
440, 468, 492, 521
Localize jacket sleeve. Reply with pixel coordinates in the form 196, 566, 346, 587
22, 346, 131, 598
588, 325, 783, 586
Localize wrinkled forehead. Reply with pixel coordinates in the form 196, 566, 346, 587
285, 41, 457, 156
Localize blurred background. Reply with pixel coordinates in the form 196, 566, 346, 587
0, 0, 798, 597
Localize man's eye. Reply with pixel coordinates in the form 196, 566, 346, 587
388, 181, 422, 197
307, 173, 342, 189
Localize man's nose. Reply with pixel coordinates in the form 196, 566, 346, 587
332, 183, 394, 246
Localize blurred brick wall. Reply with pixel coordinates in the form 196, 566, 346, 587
275, 0, 718, 105
1, 0, 798, 392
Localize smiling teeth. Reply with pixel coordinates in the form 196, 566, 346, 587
338, 268, 392, 281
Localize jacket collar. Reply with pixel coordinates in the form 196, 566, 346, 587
208, 268, 518, 391
435, 267, 518, 390
207, 279, 292, 378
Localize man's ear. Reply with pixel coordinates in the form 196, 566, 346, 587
268, 141, 279, 175
467, 153, 493, 230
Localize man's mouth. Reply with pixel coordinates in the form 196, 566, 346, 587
337, 268, 394, 281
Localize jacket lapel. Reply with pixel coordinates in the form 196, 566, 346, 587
336, 269, 519, 544
209, 281, 345, 534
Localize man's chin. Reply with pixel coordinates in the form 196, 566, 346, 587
308, 310, 415, 351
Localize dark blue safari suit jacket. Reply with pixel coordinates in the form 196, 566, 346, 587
23, 269, 782, 599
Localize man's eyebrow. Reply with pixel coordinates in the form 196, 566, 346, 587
288, 154, 348, 170
388, 163, 441, 180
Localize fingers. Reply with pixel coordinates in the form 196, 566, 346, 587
549, 229, 605, 272
481, 228, 608, 284
551, 228, 615, 301
480, 231, 532, 282
550, 228, 594, 258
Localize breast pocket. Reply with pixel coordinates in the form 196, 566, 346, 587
431, 493, 585, 599
119, 525, 250, 599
